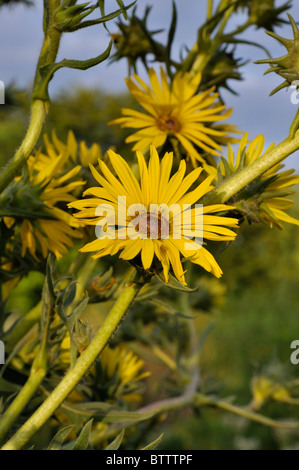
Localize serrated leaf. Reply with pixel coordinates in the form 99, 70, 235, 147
70, 419, 93, 450
104, 429, 125, 450
141, 433, 164, 450
48, 425, 74, 450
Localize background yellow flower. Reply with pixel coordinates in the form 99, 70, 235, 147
110, 67, 234, 170
220, 133, 299, 228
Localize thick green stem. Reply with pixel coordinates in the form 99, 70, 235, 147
1, 273, 144, 450
0, 1, 62, 195
0, 100, 48, 194
0, 367, 46, 444
205, 132, 299, 204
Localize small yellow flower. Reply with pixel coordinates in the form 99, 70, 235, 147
69, 146, 238, 285
110, 67, 234, 170
47, 130, 102, 167
100, 345, 150, 402
3, 145, 84, 260
221, 133, 299, 228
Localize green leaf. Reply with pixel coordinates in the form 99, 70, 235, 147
59, 40, 113, 71
141, 433, 164, 450
157, 273, 199, 293
33, 41, 113, 101
48, 425, 74, 450
116, 0, 128, 19
104, 429, 125, 450
225, 38, 271, 58
70, 419, 93, 450
41, 254, 55, 335
66, 295, 89, 332
0, 377, 21, 393
166, 0, 177, 59
62, 281, 77, 308
103, 409, 154, 423
75, 2, 137, 31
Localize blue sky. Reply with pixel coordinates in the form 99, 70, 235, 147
1, 0, 299, 168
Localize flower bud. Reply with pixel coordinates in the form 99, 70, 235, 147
237, 0, 291, 31
110, 8, 164, 70
256, 14, 299, 95
54, 2, 94, 33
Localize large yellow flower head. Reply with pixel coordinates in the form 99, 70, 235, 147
110, 67, 234, 170
69, 146, 238, 285
220, 133, 299, 228
3, 145, 84, 260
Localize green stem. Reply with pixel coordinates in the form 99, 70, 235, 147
0, 1, 62, 195
188, 5, 234, 80
205, 132, 299, 204
73, 256, 97, 303
207, 0, 213, 20
0, 100, 48, 194
0, 363, 46, 444
195, 393, 298, 429
1, 272, 145, 450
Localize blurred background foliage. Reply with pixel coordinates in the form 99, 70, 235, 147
1, 85, 299, 449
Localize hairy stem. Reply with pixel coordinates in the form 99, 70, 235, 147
206, 132, 299, 204
0, 100, 48, 194
0, 1, 62, 194
0, 366, 46, 444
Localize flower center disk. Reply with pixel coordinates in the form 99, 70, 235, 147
138, 212, 170, 239
157, 114, 181, 133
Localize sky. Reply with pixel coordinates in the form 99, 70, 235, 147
1, 0, 299, 168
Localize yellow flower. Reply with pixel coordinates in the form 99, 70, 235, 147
69, 146, 238, 285
100, 345, 150, 402
221, 133, 299, 228
46, 130, 102, 167
110, 67, 233, 170
3, 146, 84, 260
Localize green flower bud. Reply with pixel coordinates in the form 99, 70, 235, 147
237, 0, 291, 31
201, 48, 244, 93
110, 7, 165, 71
54, 1, 95, 33
255, 14, 299, 95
